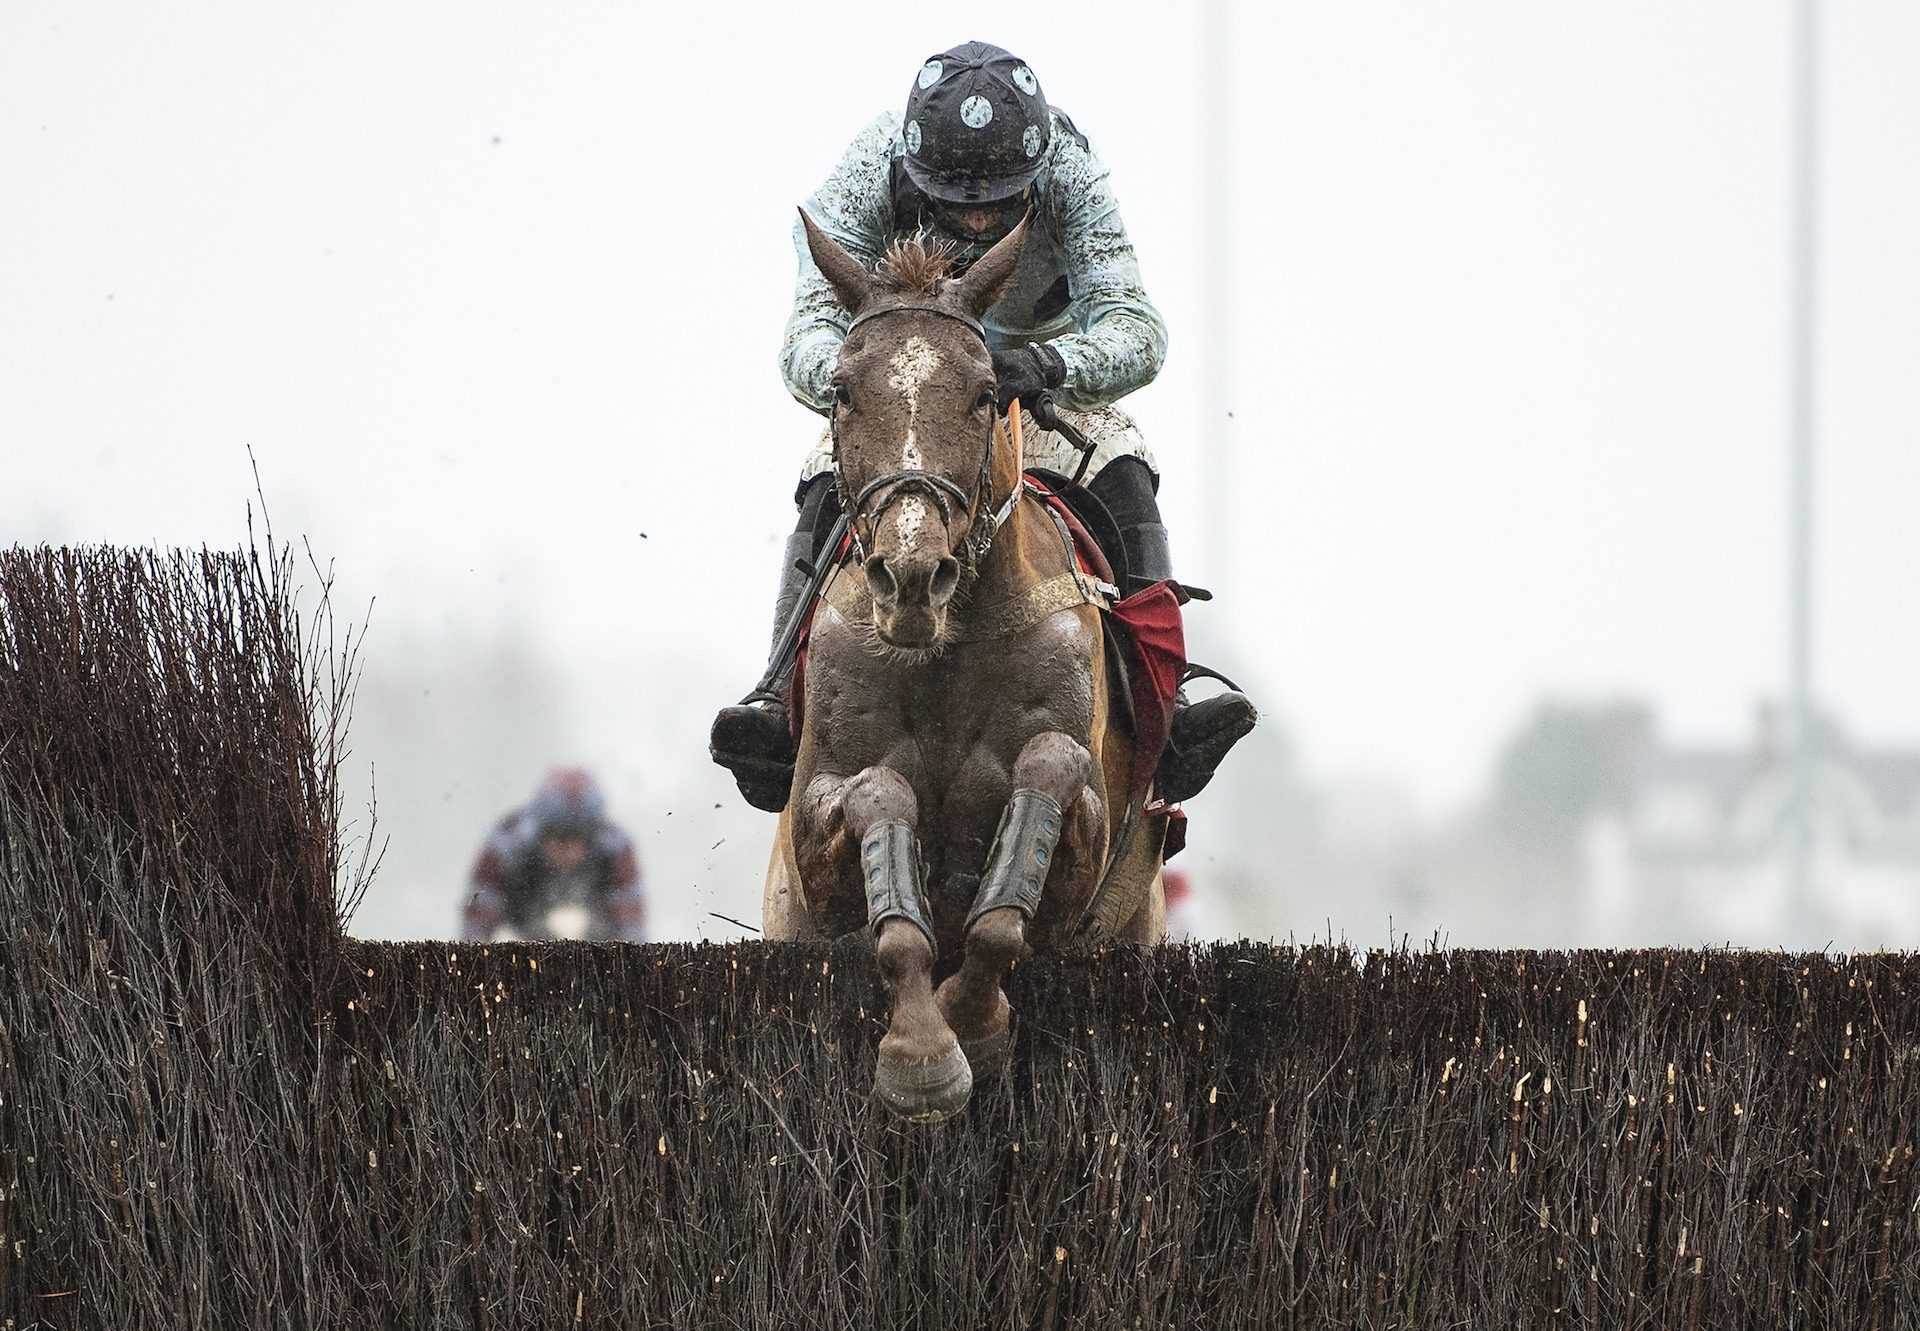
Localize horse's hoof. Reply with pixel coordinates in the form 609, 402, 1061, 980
960, 1028, 1012, 1083
875, 1042, 973, 1122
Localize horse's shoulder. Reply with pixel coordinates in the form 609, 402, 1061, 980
1020, 598, 1104, 653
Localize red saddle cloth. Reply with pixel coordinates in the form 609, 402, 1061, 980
791, 475, 1190, 856
1019, 479, 1186, 806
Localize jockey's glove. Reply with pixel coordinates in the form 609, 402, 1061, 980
992, 342, 1067, 413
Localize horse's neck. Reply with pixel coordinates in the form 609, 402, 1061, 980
959, 484, 1072, 612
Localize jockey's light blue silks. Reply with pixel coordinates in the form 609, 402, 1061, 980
781, 110, 1168, 420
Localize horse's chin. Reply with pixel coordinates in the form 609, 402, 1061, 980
869, 607, 950, 662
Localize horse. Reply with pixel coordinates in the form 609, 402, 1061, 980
762, 210, 1166, 1121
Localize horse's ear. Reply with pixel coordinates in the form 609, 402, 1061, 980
800, 208, 879, 316
950, 213, 1032, 318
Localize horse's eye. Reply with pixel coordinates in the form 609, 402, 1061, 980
833, 382, 852, 408
974, 388, 996, 413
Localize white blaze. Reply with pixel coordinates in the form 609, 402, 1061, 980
894, 495, 928, 547
887, 335, 941, 470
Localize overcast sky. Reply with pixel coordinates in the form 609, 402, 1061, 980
5, 3, 1916, 835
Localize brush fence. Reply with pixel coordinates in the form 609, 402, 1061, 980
3, 545, 1915, 1329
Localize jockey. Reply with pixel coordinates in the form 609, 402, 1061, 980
459, 767, 646, 942
711, 40, 1256, 813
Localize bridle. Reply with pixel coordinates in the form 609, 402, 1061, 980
832, 302, 1022, 569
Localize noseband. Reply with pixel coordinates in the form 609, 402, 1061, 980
833, 302, 1021, 568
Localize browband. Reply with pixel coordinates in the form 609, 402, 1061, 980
847, 302, 986, 341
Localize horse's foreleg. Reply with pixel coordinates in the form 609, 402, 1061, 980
939, 731, 1093, 1071
840, 765, 972, 1121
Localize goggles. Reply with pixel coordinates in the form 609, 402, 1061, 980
926, 187, 1032, 245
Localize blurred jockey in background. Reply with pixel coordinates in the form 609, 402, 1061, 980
460, 767, 645, 942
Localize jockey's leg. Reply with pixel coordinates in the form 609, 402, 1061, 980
1089, 456, 1258, 803
708, 474, 840, 811
1089, 456, 1174, 598
938, 731, 1092, 1071
840, 764, 973, 1120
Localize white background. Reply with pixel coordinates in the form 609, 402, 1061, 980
4, 4, 1915, 940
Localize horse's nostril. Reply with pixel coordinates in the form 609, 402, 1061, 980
930, 558, 961, 606
865, 556, 897, 604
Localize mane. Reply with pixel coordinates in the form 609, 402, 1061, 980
876, 232, 960, 295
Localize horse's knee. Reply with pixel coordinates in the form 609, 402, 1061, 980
1011, 731, 1092, 807
841, 765, 918, 838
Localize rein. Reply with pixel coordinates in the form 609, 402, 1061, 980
833, 303, 1021, 569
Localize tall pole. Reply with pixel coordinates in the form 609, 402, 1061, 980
1785, 0, 1819, 949
1198, 0, 1234, 604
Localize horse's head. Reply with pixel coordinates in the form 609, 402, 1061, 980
801, 208, 1031, 654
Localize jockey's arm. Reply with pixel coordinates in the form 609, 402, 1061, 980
1035, 135, 1168, 412
780, 114, 899, 415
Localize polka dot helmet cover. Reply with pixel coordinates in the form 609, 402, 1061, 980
901, 41, 1051, 205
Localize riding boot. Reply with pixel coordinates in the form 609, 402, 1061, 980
1088, 458, 1258, 804
710, 476, 839, 812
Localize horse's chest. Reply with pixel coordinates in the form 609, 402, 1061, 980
806, 614, 1095, 784
813, 656, 1004, 770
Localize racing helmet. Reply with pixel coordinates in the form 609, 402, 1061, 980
529, 767, 605, 838
902, 41, 1051, 206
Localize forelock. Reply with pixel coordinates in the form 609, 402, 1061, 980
877, 233, 959, 296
